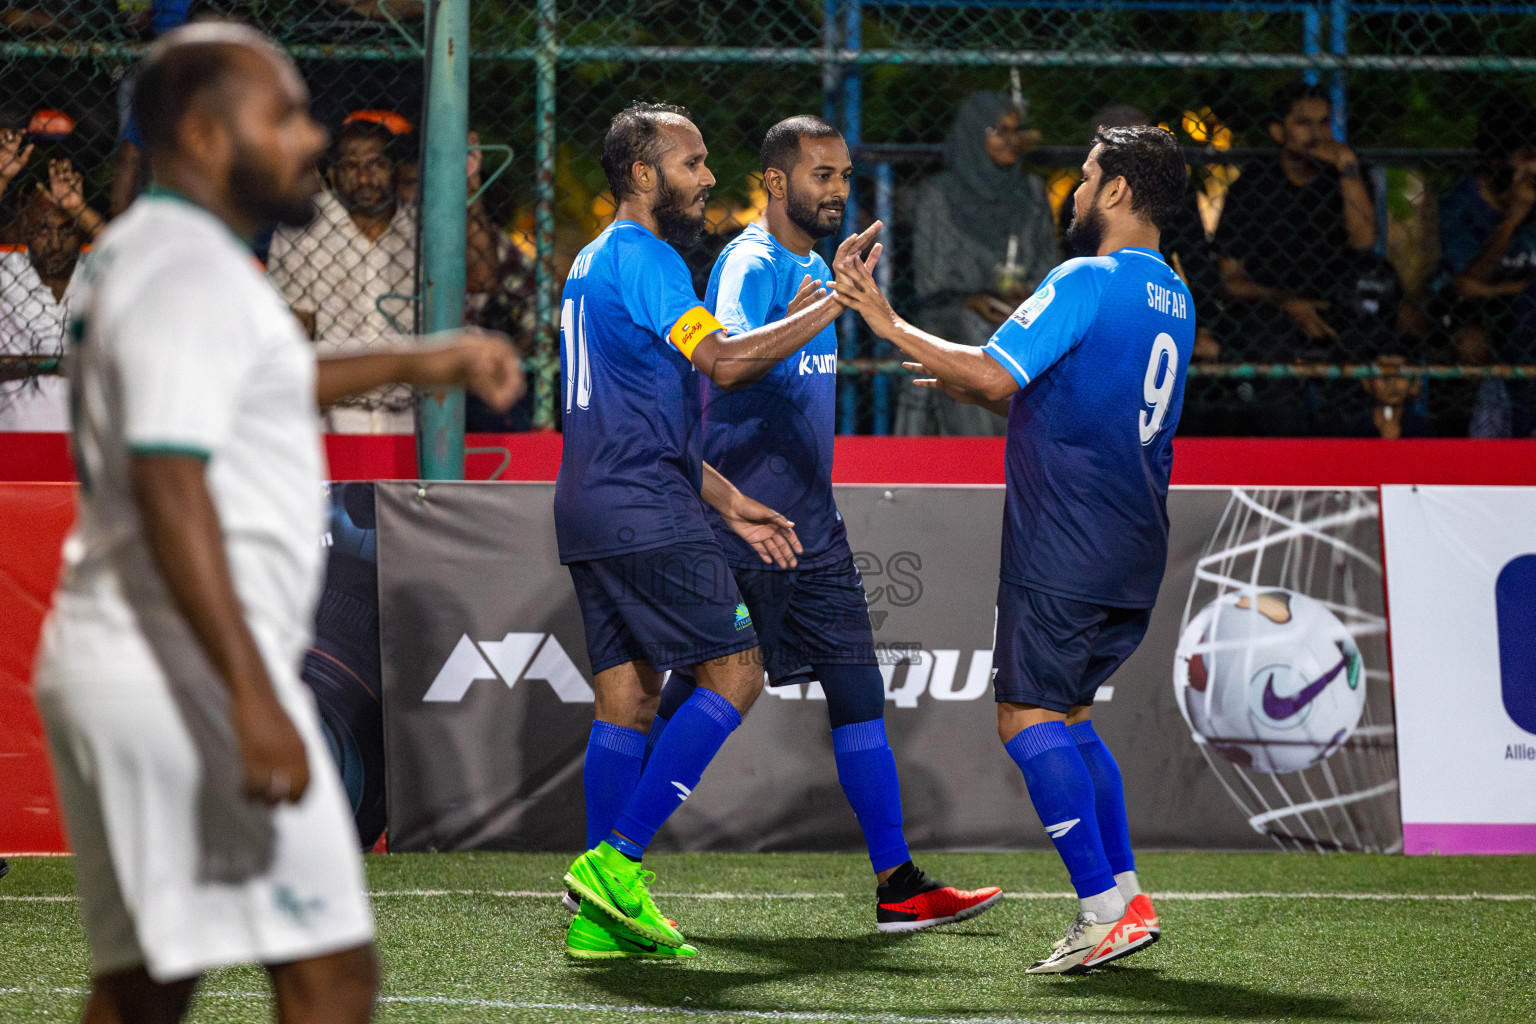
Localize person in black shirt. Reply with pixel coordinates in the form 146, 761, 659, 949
1215, 83, 1383, 362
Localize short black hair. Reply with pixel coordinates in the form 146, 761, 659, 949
760, 115, 843, 175
335, 118, 405, 164
1090, 125, 1187, 230
600, 100, 693, 201
132, 22, 280, 156
1268, 82, 1330, 128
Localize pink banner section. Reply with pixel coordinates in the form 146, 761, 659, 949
1403, 823, 1536, 855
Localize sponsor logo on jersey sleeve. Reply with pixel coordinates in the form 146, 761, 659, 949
1009, 283, 1055, 329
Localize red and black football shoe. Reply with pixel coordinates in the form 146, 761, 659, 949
875, 862, 1004, 933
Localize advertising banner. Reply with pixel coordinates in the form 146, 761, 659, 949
1382, 485, 1536, 855
378, 483, 1399, 854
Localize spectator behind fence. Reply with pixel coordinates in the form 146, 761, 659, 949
1338, 354, 1435, 439
267, 114, 498, 433
898, 90, 1056, 436
0, 159, 102, 430
1215, 82, 1397, 365
1431, 92, 1536, 437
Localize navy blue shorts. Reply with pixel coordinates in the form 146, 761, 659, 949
992, 580, 1151, 712
569, 540, 760, 675
733, 555, 878, 687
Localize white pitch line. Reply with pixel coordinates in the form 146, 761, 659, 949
8, 889, 1536, 904
0, 987, 1103, 1024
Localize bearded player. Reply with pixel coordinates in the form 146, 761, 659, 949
35, 25, 522, 1022
557, 102, 882, 959
831, 125, 1192, 974
645, 115, 1002, 933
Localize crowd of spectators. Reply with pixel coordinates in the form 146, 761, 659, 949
1, 0, 1534, 438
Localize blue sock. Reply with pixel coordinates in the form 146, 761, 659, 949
645, 671, 697, 768
831, 718, 911, 873
1070, 720, 1135, 876
1005, 721, 1116, 899
610, 687, 742, 855
583, 722, 645, 850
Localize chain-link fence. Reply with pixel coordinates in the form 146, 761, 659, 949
5, 2, 1536, 441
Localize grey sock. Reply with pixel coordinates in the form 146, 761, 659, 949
1080, 886, 1127, 922
1115, 870, 1142, 901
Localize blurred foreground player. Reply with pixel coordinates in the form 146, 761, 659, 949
831, 125, 1192, 974
649, 115, 1002, 932
34, 24, 522, 1023
557, 101, 879, 959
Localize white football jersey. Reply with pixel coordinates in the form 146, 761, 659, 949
59, 188, 327, 670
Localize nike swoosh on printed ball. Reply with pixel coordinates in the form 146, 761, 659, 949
1261, 656, 1348, 720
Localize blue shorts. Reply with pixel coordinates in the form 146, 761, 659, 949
569, 541, 760, 675
733, 555, 877, 687
992, 581, 1151, 712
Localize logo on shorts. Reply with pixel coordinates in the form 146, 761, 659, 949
734, 603, 752, 631
273, 885, 326, 926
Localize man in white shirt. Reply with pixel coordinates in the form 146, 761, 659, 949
267, 114, 498, 433
34, 23, 522, 1024
0, 160, 104, 430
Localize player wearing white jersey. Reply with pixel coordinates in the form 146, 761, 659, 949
33, 24, 522, 1024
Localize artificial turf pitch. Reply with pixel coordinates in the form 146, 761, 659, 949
2, 851, 1532, 1023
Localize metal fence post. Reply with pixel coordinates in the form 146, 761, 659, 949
533, 0, 559, 429
836, 0, 863, 435
418, 0, 469, 480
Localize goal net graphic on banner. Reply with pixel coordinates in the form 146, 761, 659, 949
1174, 488, 1401, 853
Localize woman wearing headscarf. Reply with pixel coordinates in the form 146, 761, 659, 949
898, 90, 1057, 435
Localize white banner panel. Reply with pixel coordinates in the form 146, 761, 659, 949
1381, 485, 1536, 855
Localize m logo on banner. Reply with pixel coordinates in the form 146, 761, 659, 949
422, 633, 594, 703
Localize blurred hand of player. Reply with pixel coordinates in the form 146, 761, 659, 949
721, 493, 802, 569
233, 689, 311, 806
1281, 296, 1336, 340
1508, 159, 1536, 220
446, 328, 526, 412
787, 274, 828, 317
1309, 135, 1357, 172
964, 294, 1015, 326
830, 223, 896, 335
0, 129, 33, 184
903, 361, 995, 407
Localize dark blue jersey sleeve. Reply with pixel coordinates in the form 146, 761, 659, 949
982, 259, 1104, 388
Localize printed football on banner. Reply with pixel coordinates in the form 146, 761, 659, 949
1176, 589, 1367, 773
1171, 489, 1400, 852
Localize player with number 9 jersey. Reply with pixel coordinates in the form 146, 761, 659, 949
981, 246, 1192, 609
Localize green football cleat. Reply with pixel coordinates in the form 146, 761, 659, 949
563, 842, 685, 947
565, 905, 698, 961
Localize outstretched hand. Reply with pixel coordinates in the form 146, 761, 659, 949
831, 223, 897, 336
721, 494, 802, 569
0, 129, 33, 185
433, 327, 526, 411
903, 361, 1002, 410
787, 274, 828, 317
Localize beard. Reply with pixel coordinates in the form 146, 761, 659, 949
653, 174, 709, 247
786, 185, 843, 239
1064, 194, 1106, 257
230, 141, 320, 230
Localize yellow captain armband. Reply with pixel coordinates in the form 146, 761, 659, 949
667, 306, 724, 363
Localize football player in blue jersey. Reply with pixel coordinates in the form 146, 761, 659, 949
557, 102, 882, 960
643, 116, 1003, 934
831, 125, 1193, 974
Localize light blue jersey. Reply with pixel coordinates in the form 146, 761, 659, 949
981, 247, 1194, 607
701, 223, 844, 568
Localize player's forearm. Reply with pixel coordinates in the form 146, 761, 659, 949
883, 318, 1018, 403
129, 456, 277, 702
315, 344, 464, 406
694, 294, 844, 389
1461, 217, 1522, 286
699, 461, 741, 515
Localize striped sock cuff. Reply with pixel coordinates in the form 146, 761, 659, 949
589, 721, 646, 758
1005, 720, 1073, 762
686, 686, 743, 731
1067, 720, 1099, 745
831, 717, 889, 754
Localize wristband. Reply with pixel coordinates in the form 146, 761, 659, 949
667, 305, 724, 363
